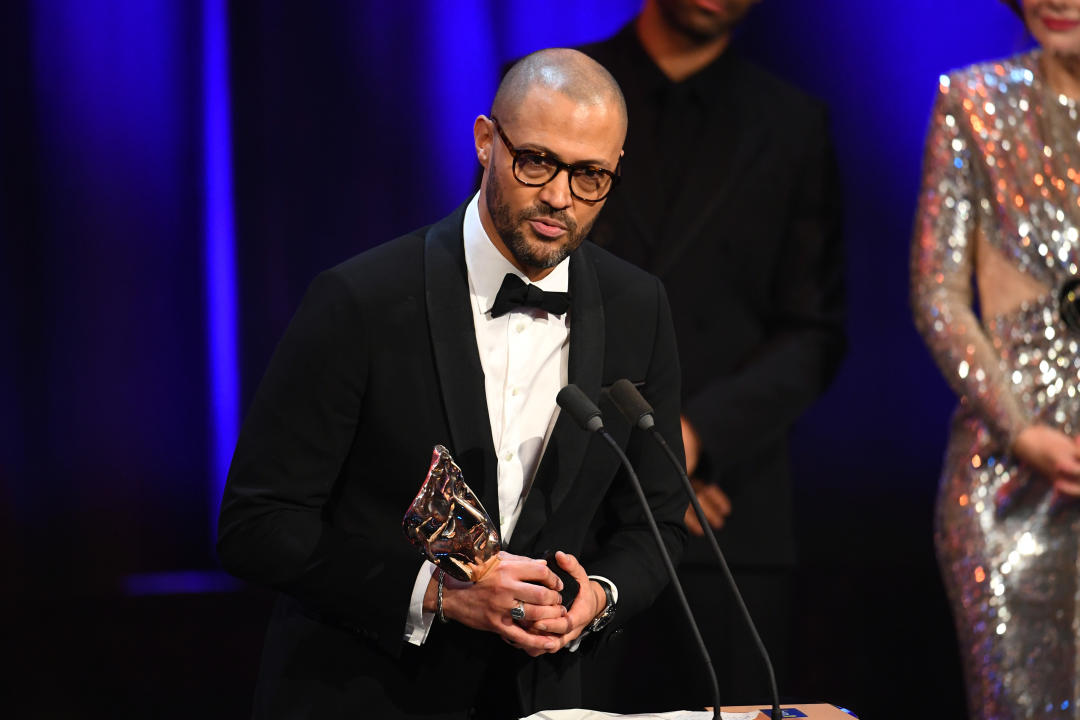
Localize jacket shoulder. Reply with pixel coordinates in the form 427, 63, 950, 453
320, 226, 429, 298
584, 241, 666, 305
938, 51, 1039, 106
728, 53, 827, 120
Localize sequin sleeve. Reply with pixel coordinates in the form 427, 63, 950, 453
910, 75, 1032, 448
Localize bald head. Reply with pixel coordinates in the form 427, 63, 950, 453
492, 48, 627, 138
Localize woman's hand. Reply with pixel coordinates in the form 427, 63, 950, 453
1011, 425, 1080, 495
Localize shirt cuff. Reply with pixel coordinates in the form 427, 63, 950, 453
567, 575, 619, 653
588, 574, 619, 603
403, 561, 438, 646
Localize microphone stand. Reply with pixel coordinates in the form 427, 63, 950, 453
556, 385, 722, 720
608, 379, 783, 720
651, 429, 782, 720
597, 431, 723, 720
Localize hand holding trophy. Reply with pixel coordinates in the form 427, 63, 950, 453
402, 445, 573, 655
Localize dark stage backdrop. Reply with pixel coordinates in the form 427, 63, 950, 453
1, 0, 1031, 717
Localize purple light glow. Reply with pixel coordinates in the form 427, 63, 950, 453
203, 0, 238, 546
124, 570, 242, 596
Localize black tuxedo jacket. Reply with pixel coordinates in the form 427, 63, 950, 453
582, 27, 845, 567
218, 201, 688, 718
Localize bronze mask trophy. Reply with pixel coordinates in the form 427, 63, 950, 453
403, 445, 502, 581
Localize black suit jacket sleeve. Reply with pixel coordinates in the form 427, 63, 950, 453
684, 106, 845, 472
217, 269, 417, 656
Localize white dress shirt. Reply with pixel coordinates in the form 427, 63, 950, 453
464, 196, 571, 541
404, 194, 615, 646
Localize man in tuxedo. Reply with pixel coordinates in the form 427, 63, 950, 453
580, 0, 845, 708
217, 48, 687, 719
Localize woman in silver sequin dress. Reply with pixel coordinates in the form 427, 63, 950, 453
912, 2, 1080, 716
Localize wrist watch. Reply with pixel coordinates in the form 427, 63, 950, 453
586, 579, 616, 633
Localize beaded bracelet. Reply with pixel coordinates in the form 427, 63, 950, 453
436, 568, 448, 623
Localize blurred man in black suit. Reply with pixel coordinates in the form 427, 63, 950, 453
581, 0, 845, 707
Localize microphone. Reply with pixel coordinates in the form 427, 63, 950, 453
555, 384, 721, 720
556, 384, 604, 433
607, 378, 783, 720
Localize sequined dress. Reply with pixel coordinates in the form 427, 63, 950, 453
912, 50, 1080, 718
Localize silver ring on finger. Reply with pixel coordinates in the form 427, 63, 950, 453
510, 600, 526, 621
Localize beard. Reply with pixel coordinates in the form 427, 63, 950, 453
485, 169, 594, 271
656, 0, 744, 41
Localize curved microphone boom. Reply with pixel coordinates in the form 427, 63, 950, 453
555, 384, 721, 720
607, 378, 783, 720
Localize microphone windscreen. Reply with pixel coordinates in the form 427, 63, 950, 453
609, 379, 655, 430
556, 384, 604, 433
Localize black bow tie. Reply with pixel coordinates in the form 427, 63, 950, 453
489, 273, 571, 318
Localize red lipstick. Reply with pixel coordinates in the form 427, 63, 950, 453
1041, 16, 1080, 32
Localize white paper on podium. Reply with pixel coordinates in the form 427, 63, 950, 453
521, 710, 761, 720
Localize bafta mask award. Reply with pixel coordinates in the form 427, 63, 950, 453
403, 445, 502, 582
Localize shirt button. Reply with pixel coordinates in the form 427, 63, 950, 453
515, 322, 526, 333
504, 451, 514, 462
511, 387, 520, 397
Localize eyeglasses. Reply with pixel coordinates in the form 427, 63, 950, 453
490, 116, 620, 203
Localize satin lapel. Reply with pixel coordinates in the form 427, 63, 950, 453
651, 89, 767, 278
424, 205, 500, 523
508, 245, 604, 553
